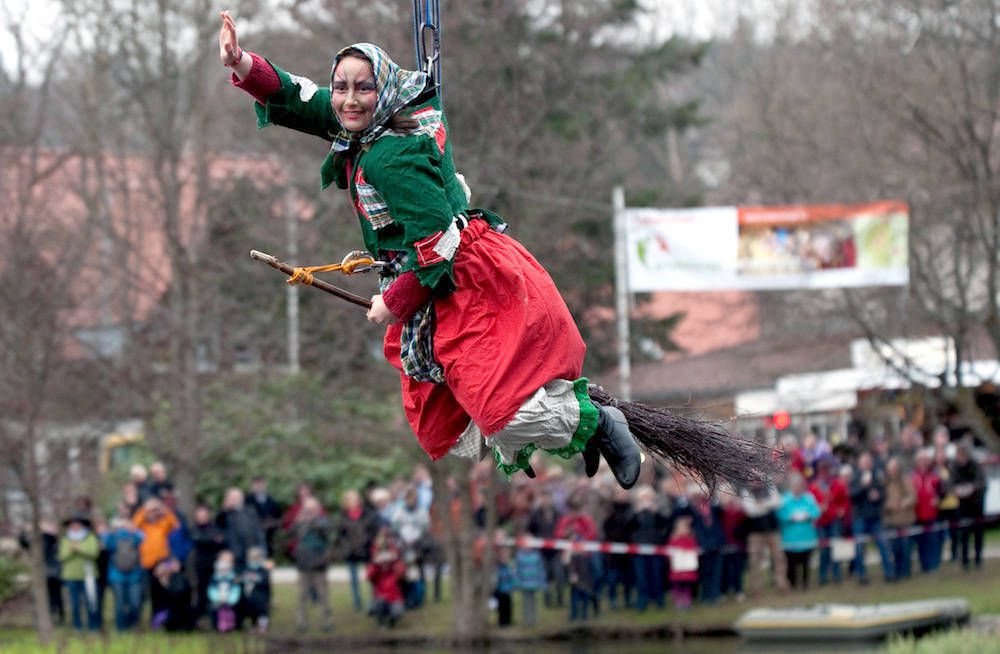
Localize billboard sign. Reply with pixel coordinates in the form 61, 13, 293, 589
625, 201, 908, 292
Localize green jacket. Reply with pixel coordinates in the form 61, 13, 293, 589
252, 61, 500, 290
58, 532, 99, 581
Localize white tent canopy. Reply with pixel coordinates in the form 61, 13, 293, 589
736, 337, 1000, 416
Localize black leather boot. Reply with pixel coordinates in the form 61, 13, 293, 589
583, 437, 600, 477
594, 404, 641, 489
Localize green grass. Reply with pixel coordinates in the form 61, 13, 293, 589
0, 631, 264, 654
3, 553, 1000, 651
885, 630, 1000, 654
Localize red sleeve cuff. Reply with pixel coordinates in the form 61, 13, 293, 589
382, 271, 433, 322
230, 52, 281, 106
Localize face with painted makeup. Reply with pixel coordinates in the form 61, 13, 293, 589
331, 55, 377, 132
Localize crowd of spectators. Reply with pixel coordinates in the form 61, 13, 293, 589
20, 462, 438, 634
18, 422, 993, 634
487, 423, 991, 625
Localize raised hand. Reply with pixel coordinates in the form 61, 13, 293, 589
218, 10, 242, 66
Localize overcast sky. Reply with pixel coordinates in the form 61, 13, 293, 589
1, 0, 785, 78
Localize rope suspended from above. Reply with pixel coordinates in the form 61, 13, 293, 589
413, 0, 442, 104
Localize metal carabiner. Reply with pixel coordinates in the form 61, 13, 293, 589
413, 0, 442, 100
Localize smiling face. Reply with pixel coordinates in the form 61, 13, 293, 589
331, 55, 377, 132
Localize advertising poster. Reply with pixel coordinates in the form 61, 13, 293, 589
625, 201, 908, 292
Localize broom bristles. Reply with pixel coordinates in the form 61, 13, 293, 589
588, 387, 784, 492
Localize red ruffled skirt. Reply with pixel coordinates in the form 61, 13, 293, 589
384, 219, 586, 459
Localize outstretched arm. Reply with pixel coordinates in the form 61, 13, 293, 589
219, 10, 251, 77
219, 10, 337, 140
219, 11, 278, 104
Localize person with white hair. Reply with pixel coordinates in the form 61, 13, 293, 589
369, 487, 395, 525
148, 461, 173, 499
217, 487, 266, 571
740, 480, 789, 596
129, 464, 153, 504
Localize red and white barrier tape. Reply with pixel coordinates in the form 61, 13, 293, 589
497, 515, 1000, 558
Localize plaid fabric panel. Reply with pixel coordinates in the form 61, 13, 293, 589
385, 107, 447, 154
400, 303, 446, 383
353, 167, 393, 229
378, 251, 409, 290
379, 253, 445, 384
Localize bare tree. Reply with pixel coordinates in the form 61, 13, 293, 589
702, 0, 1000, 447
52, 0, 260, 512
0, 10, 96, 641
428, 459, 498, 641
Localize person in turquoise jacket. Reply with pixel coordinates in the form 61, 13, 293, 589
217, 10, 641, 489
512, 531, 547, 627
207, 550, 242, 632
776, 473, 821, 590
58, 517, 101, 631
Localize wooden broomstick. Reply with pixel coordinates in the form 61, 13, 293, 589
250, 249, 373, 309
250, 248, 782, 489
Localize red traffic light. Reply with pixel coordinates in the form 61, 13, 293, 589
772, 411, 791, 430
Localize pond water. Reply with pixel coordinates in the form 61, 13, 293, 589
353, 637, 886, 654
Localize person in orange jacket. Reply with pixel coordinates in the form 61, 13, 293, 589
132, 497, 179, 619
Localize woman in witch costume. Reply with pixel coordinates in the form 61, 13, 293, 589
218, 11, 641, 486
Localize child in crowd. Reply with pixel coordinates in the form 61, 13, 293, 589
151, 557, 195, 631
512, 529, 547, 627
207, 550, 242, 632
668, 516, 699, 611
190, 504, 226, 620
494, 543, 515, 628
367, 527, 406, 628
240, 546, 272, 633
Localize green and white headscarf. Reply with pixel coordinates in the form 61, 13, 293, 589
330, 43, 428, 153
